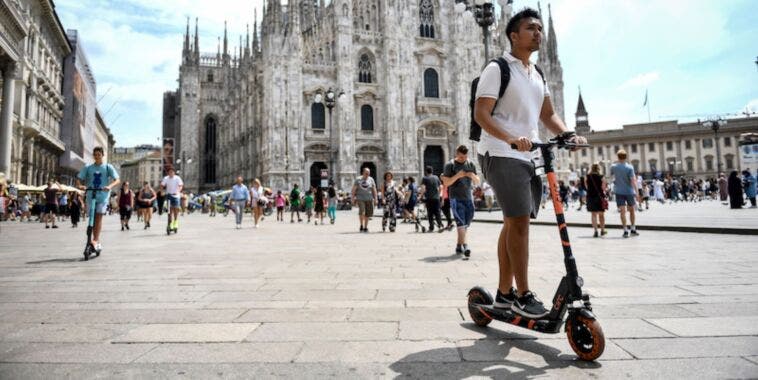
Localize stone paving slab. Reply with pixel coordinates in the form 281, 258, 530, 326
613, 336, 758, 359
0, 342, 157, 363
294, 340, 461, 363
135, 342, 303, 363
245, 322, 398, 342
1, 210, 757, 378
647, 316, 758, 337
114, 323, 260, 343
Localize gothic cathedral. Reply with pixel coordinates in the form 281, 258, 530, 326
163, 0, 565, 193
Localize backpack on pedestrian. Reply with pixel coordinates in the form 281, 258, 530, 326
469, 57, 546, 141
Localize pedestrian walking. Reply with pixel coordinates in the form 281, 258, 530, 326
327, 184, 338, 224
440, 185, 454, 231
314, 187, 326, 225
728, 171, 744, 209
420, 166, 443, 232
275, 190, 286, 221
58, 191, 69, 222
610, 150, 639, 238
482, 181, 495, 212
250, 179, 264, 228
380, 172, 402, 232
718, 173, 728, 204
118, 182, 135, 231
230, 176, 249, 229
289, 184, 302, 223
352, 167, 378, 233
138, 182, 157, 229
43, 181, 60, 229
156, 189, 165, 216
585, 163, 607, 237
743, 170, 756, 208
69, 191, 82, 228
304, 189, 314, 223
441, 145, 480, 258
18, 192, 31, 222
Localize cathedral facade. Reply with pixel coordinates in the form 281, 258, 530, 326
163, 0, 565, 193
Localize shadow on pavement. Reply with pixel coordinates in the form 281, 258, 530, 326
26, 258, 84, 264
389, 323, 600, 379
420, 254, 462, 263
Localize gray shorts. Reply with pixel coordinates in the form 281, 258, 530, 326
357, 200, 374, 217
479, 153, 542, 219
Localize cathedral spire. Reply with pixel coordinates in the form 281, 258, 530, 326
575, 87, 590, 134
194, 18, 200, 63
223, 20, 229, 63
547, 3, 559, 62
253, 13, 259, 55
217, 36, 221, 63
245, 24, 250, 58
183, 17, 190, 54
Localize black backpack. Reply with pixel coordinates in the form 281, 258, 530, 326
469, 58, 546, 141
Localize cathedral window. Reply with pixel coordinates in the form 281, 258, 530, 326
358, 54, 374, 83
423, 68, 439, 98
204, 116, 217, 184
311, 103, 326, 130
419, 0, 435, 38
207, 70, 214, 83
361, 105, 374, 131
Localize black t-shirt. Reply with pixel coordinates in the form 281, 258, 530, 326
421, 175, 441, 200
443, 159, 477, 200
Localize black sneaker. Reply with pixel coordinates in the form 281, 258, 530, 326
463, 245, 471, 258
623, 231, 629, 238
630, 230, 639, 237
455, 245, 463, 255
494, 287, 518, 309
511, 291, 549, 318
593, 231, 599, 238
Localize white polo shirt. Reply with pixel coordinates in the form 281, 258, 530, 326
475, 51, 550, 162
161, 175, 184, 196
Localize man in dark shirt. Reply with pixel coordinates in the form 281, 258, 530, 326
420, 166, 443, 232
442, 145, 480, 259
43, 181, 60, 229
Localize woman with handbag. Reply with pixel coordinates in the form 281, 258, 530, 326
585, 163, 608, 238
250, 178, 265, 228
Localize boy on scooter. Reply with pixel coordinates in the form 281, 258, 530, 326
76, 146, 120, 253
473, 8, 585, 318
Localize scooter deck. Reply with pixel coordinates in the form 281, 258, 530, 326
470, 302, 563, 334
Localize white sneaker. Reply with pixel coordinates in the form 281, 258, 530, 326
95, 243, 102, 252
254, 224, 259, 228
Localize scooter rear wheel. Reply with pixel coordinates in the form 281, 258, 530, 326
467, 289, 493, 327
566, 315, 605, 361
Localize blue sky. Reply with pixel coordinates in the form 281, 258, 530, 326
55, 0, 758, 147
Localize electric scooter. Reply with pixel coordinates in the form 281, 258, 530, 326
467, 132, 605, 361
166, 197, 178, 235
82, 188, 104, 261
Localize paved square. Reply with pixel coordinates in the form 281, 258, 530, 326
0, 210, 756, 379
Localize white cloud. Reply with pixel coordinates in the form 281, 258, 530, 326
618, 71, 661, 90
744, 99, 758, 115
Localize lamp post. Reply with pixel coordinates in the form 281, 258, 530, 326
701, 117, 727, 174
325, 88, 336, 183
455, 0, 498, 64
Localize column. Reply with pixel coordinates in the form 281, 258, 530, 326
0, 63, 17, 176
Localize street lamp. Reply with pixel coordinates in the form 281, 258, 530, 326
701, 117, 727, 174
316, 88, 345, 185
455, 0, 498, 64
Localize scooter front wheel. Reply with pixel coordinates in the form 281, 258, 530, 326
467, 288, 493, 327
566, 315, 605, 361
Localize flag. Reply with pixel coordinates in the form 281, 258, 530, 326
643, 89, 648, 107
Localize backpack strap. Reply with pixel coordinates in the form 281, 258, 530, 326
492, 57, 510, 100
534, 64, 547, 85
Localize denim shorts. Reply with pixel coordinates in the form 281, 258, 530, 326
168, 194, 181, 208
450, 198, 475, 228
615, 194, 637, 207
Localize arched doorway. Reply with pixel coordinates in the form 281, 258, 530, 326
309, 162, 328, 189
360, 162, 377, 183
423, 145, 445, 176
